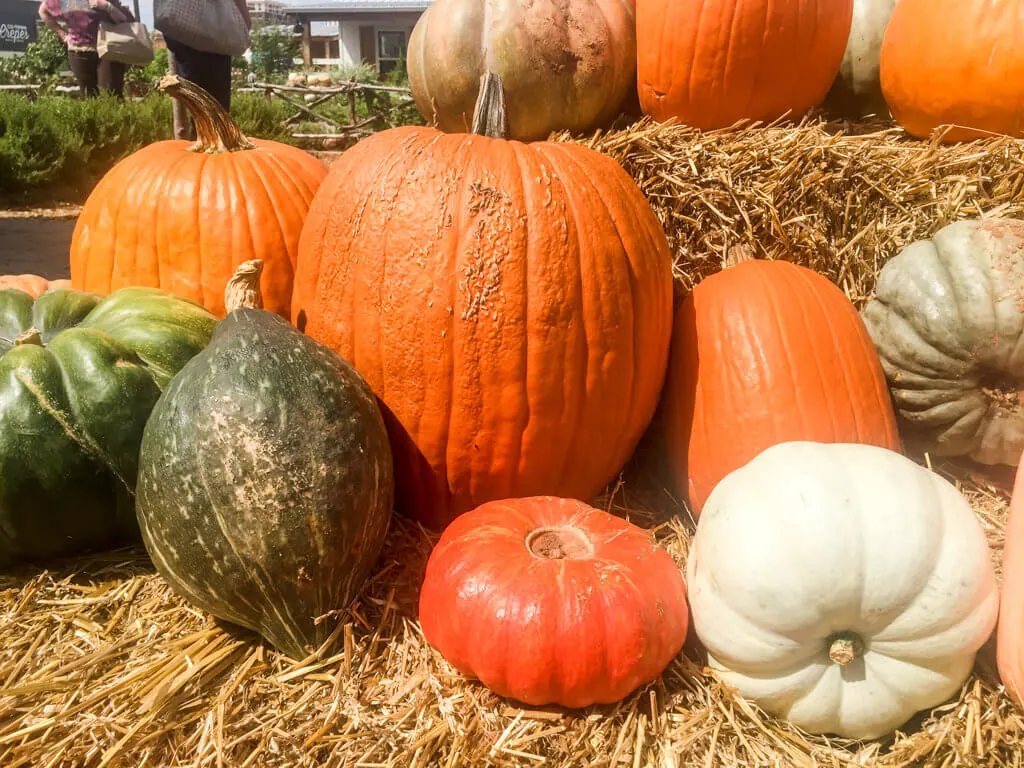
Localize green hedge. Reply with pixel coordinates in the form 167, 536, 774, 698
0, 93, 353, 203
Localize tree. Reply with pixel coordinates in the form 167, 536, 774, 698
0, 26, 68, 85
248, 26, 298, 81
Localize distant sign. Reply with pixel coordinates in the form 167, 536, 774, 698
0, 0, 40, 54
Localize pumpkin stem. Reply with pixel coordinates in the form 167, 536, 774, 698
724, 244, 756, 268
15, 328, 42, 346
158, 75, 256, 154
827, 633, 864, 666
471, 72, 510, 140
225, 260, 265, 313
526, 526, 594, 560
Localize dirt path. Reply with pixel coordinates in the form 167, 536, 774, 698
0, 208, 80, 279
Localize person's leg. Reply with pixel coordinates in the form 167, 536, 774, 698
165, 37, 232, 110
98, 60, 126, 99
67, 50, 99, 98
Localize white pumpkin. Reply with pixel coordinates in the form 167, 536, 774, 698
827, 0, 897, 117
686, 441, 998, 740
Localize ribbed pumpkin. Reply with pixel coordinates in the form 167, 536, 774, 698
70, 76, 328, 318
419, 496, 689, 707
0, 274, 72, 298
861, 219, 1024, 466
880, 0, 1024, 142
136, 262, 394, 659
0, 285, 215, 566
636, 0, 853, 129
292, 75, 674, 530
407, 0, 636, 141
998, 450, 1024, 708
661, 255, 901, 513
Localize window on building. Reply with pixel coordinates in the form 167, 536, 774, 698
310, 38, 339, 60
376, 30, 406, 75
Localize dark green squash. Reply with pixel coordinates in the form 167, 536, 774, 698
0, 285, 216, 567
136, 261, 394, 659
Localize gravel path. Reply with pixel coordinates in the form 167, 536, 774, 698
0, 208, 80, 279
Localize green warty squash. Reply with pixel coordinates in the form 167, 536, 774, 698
136, 261, 395, 659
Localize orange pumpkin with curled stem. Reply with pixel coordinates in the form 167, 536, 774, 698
418, 496, 689, 707
70, 76, 328, 318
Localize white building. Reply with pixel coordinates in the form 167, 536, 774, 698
283, 0, 431, 75
248, 1, 289, 23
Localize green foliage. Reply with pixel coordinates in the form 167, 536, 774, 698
249, 26, 299, 80
0, 26, 69, 85
229, 93, 297, 144
0, 93, 171, 202
125, 48, 171, 90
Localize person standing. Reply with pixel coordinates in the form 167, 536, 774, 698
39, 0, 136, 98
156, 0, 252, 112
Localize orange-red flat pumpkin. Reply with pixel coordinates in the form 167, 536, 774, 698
292, 75, 674, 529
661, 257, 901, 514
70, 76, 327, 318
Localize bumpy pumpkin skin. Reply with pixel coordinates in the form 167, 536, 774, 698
880, 0, 1024, 142
862, 219, 1024, 466
688, 441, 998, 739
0, 274, 72, 298
825, 0, 897, 118
0, 287, 216, 566
419, 496, 688, 708
407, 0, 636, 141
70, 78, 327, 318
662, 258, 900, 514
637, 0, 853, 129
136, 306, 394, 660
292, 126, 674, 530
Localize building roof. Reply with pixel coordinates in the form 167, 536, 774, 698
282, 0, 432, 11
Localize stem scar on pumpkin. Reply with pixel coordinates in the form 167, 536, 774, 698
827, 632, 865, 666
525, 526, 594, 560
158, 75, 257, 154
15, 328, 43, 346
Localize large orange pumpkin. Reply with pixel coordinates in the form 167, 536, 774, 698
70, 76, 328, 318
880, 0, 1024, 142
0, 274, 71, 297
293, 75, 674, 530
636, 0, 854, 129
999, 451, 1024, 708
661, 256, 901, 514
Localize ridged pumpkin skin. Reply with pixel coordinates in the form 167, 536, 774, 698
0, 286, 216, 566
637, 0, 853, 129
861, 219, 1024, 466
880, 0, 1024, 142
407, 0, 636, 141
419, 496, 689, 707
293, 125, 673, 529
136, 268, 394, 659
662, 259, 900, 513
70, 77, 327, 318
998, 450, 1024, 708
0, 274, 72, 298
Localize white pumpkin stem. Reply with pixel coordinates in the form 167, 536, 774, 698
828, 634, 863, 666
15, 328, 42, 346
471, 72, 510, 140
225, 260, 265, 313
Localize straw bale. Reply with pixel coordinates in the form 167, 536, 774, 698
3, 117, 1024, 767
